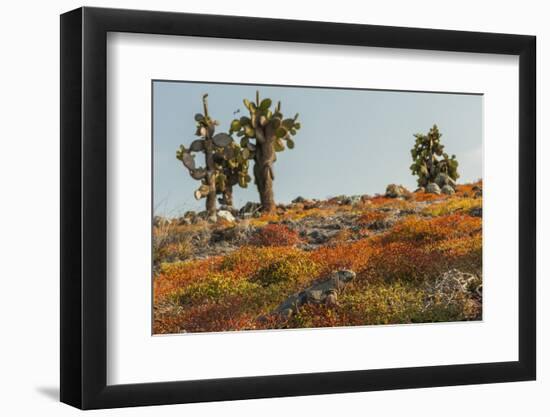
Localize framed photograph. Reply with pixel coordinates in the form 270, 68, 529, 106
60, 6, 536, 409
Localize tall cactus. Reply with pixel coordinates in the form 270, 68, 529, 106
230, 91, 301, 212
176, 94, 235, 219
410, 124, 459, 187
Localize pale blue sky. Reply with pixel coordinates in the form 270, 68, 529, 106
153, 81, 482, 217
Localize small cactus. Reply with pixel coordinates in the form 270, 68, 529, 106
230, 91, 301, 212
410, 124, 459, 188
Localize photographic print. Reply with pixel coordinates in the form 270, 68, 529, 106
152, 81, 483, 335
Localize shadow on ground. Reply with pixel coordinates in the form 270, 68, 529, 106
35, 386, 59, 401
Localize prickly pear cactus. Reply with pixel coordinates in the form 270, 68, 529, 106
410, 124, 459, 188
229, 91, 301, 212
213, 142, 252, 207
176, 94, 238, 218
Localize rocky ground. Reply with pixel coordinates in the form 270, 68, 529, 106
153, 181, 483, 334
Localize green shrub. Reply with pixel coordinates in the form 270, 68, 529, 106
171, 273, 258, 306
251, 254, 320, 287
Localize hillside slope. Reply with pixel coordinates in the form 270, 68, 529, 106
153, 182, 482, 334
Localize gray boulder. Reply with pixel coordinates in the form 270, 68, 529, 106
385, 184, 410, 198
292, 196, 306, 203
303, 200, 321, 210
217, 210, 236, 223
196, 210, 209, 220
441, 185, 455, 195
469, 207, 482, 217
307, 229, 330, 244
153, 216, 171, 228
178, 210, 199, 225
345, 195, 362, 205
435, 173, 456, 189
239, 201, 262, 218
426, 183, 441, 195
368, 216, 397, 231
218, 205, 239, 216
210, 224, 251, 244
177, 217, 192, 226
320, 222, 342, 231
337, 195, 361, 205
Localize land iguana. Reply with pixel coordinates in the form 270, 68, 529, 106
273, 269, 356, 320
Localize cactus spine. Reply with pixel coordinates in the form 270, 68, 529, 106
230, 91, 301, 212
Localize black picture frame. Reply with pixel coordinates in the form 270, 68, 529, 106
60, 6, 536, 410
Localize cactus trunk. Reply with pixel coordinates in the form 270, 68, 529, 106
222, 185, 233, 207
205, 187, 216, 216
204, 138, 217, 218
254, 141, 276, 213
202, 95, 217, 219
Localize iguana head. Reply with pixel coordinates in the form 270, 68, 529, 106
336, 269, 356, 283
